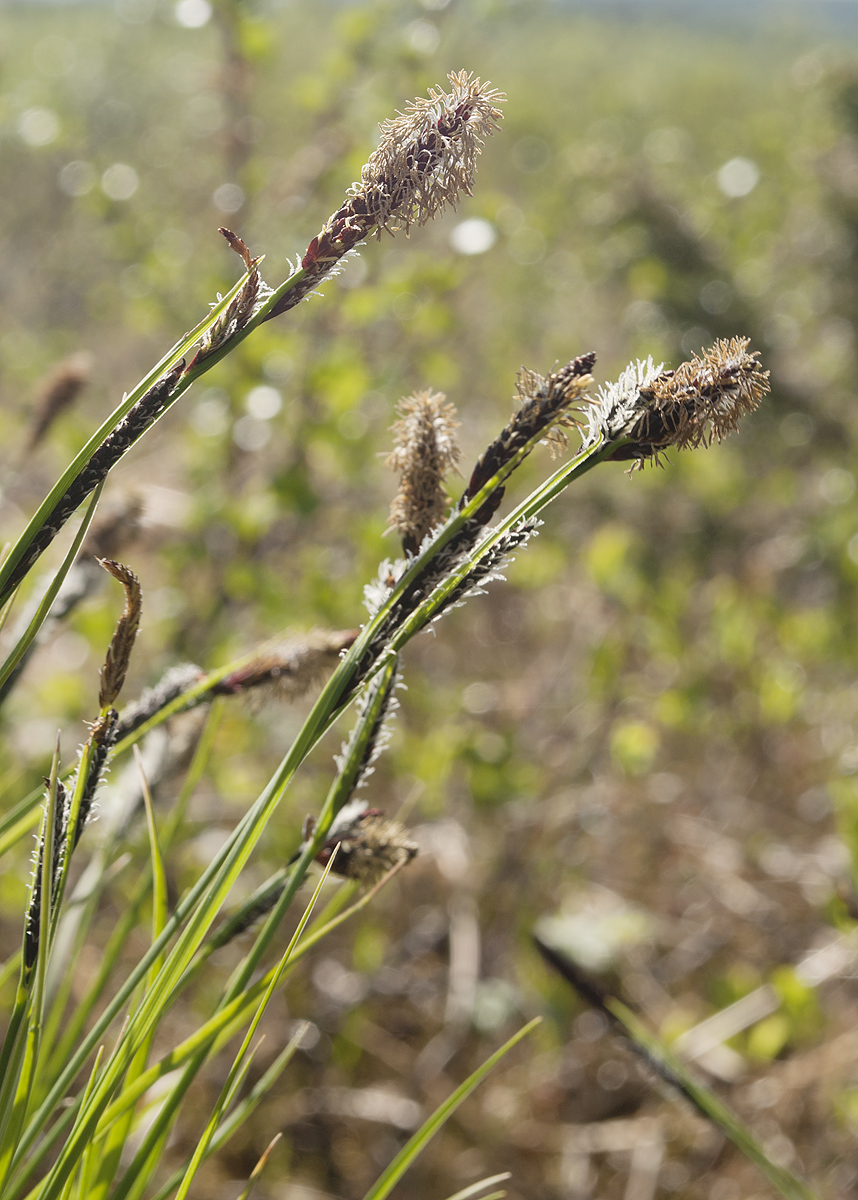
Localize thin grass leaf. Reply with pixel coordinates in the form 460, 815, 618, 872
443, 1173, 511, 1200
361, 1018, 541, 1200
104, 861, 407, 1156
171, 853, 338, 1200
609, 998, 818, 1200
534, 936, 818, 1200
38, 702, 221, 1100
137, 748, 168, 954
233, 1134, 282, 1200
0, 483, 104, 693
17, 401, 599, 1197
145, 1025, 307, 1200
82, 755, 168, 1200
65, 1045, 105, 1200
113, 852, 334, 1200
0, 738, 62, 1188
0, 274, 252, 608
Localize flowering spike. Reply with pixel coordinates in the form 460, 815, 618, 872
386, 389, 461, 556
586, 337, 769, 468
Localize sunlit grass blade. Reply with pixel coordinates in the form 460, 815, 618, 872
0, 275, 251, 607
534, 936, 818, 1200
360, 1018, 541, 1200
65, 1045, 105, 1200
101, 863, 408, 1161
233, 1134, 282, 1200
37, 853, 130, 1099
117, 860, 336, 1200
10, 414, 595, 1194
39, 702, 221, 1097
138, 748, 168, 957
443, 1173, 511, 1200
82, 754, 168, 1200
0, 482, 103, 694
145, 1025, 307, 1200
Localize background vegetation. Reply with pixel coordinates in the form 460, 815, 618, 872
3, 0, 858, 1196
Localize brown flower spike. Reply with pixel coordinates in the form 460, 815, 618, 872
587, 337, 769, 467
97, 559, 142, 711
387, 389, 461, 556
302, 71, 504, 273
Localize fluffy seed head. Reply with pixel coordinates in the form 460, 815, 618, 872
301, 72, 504, 273
387, 389, 461, 555
361, 70, 505, 232
587, 338, 769, 467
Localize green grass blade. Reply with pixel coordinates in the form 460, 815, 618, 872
145, 1025, 307, 1200
171, 854, 337, 1200
0, 740, 61, 1188
18, 422, 604, 1190
0, 277, 251, 607
66, 1045, 105, 1200
17, 426, 605, 1195
607, 997, 818, 1200
82, 756, 168, 1200
534, 937, 818, 1200
443, 1174, 511, 1200
0, 484, 103, 693
360, 1019, 541, 1200
233, 1134, 282, 1200
138, 749, 168, 955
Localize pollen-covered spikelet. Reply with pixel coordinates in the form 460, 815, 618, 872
386, 389, 461, 555
586, 337, 769, 467
300, 72, 504, 275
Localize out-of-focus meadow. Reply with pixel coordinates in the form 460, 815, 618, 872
5, 0, 858, 1196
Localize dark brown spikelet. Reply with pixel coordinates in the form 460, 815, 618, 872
189, 228, 266, 367
386, 390, 461, 556
26, 352, 92, 451
590, 338, 770, 468
314, 808, 418, 885
629, 337, 769, 458
97, 559, 142, 709
74, 709, 118, 845
212, 629, 358, 702
461, 352, 595, 521
265, 72, 504, 322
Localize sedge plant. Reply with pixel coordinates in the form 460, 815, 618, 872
0, 67, 797, 1200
